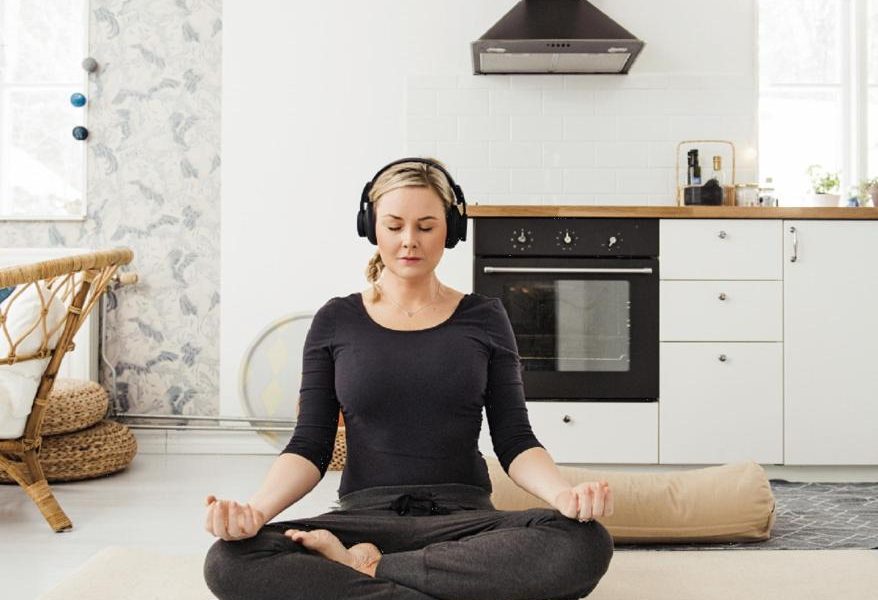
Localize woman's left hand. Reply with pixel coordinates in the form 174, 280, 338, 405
552, 481, 614, 522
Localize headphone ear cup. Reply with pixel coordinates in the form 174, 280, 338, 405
365, 201, 377, 245
357, 207, 367, 238
445, 205, 459, 249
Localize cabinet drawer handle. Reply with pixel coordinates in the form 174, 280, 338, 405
718, 354, 728, 362
562, 415, 572, 423
718, 230, 728, 239
718, 292, 727, 301
790, 226, 798, 262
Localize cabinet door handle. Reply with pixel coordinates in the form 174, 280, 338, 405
718, 354, 728, 362
562, 415, 572, 423
718, 292, 727, 301
718, 230, 728, 239
790, 226, 798, 262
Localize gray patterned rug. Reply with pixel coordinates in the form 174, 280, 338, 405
618, 480, 878, 551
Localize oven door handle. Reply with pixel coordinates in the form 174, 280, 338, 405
482, 267, 654, 274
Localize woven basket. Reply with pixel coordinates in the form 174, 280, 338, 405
0, 420, 137, 483
41, 379, 109, 436
328, 427, 346, 471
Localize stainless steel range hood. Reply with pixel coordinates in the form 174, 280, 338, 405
472, 0, 645, 75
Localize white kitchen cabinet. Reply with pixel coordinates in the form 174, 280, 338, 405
660, 220, 782, 280
659, 219, 784, 465
783, 220, 878, 464
479, 402, 658, 464
660, 280, 783, 341
659, 342, 783, 464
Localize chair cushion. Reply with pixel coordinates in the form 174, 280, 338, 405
0, 282, 66, 439
486, 456, 776, 543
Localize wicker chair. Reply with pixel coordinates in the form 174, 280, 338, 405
0, 248, 133, 532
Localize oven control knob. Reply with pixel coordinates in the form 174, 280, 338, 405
555, 229, 578, 250
510, 228, 533, 251
605, 233, 623, 250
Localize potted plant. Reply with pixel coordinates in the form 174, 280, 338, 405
805, 165, 840, 207
858, 176, 878, 207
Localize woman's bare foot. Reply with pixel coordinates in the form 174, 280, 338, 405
284, 528, 381, 576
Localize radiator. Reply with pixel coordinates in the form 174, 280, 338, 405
0, 247, 99, 382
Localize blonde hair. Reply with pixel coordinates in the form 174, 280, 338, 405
364, 159, 457, 302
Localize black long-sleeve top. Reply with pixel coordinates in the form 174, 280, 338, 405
282, 291, 544, 497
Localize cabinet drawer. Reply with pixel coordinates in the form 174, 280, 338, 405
660, 280, 782, 341
660, 220, 782, 280
479, 402, 658, 464
659, 342, 783, 464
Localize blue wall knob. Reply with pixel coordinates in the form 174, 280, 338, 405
72, 126, 89, 141
71, 93, 87, 107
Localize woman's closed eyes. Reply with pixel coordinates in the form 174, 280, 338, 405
387, 227, 433, 232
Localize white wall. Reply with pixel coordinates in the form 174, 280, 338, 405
221, 0, 757, 416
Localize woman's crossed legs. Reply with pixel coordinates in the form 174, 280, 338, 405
204, 507, 613, 600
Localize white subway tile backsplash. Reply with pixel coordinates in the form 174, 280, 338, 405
407, 74, 460, 89
406, 89, 436, 117
437, 89, 489, 116
509, 168, 563, 194
670, 116, 725, 139
615, 168, 673, 194
565, 74, 669, 90
458, 75, 511, 90
404, 140, 437, 157
616, 117, 671, 141
490, 142, 542, 167
510, 116, 563, 141
509, 75, 564, 90
404, 71, 756, 205
490, 90, 542, 115
594, 89, 656, 115
648, 141, 678, 168
406, 116, 457, 141
543, 89, 595, 115
563, 116, 617, 141
457, 116, 510, 141
563, 168, 616, 194
436, 141, 489, 168
455, 167, 510, 195
543, 141, 596, 167
595, 142, 650, 167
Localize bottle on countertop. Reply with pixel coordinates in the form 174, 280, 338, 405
711, 155, 726, 204
687, 149, 702, 185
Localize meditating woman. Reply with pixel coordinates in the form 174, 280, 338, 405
203, 158, 615, 600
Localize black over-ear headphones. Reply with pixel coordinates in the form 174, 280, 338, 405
357, 157, 468, 249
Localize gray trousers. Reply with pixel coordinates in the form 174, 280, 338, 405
204, 482, 613, 600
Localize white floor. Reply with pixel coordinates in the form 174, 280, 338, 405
1, 454, 343, 599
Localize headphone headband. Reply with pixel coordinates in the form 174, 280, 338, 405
357, 157, 468, 249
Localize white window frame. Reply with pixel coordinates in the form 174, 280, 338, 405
0, 0, 90, 221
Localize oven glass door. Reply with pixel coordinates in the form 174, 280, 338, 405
475, 256, 658, 401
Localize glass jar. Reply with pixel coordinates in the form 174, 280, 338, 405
734, 183, 760, 206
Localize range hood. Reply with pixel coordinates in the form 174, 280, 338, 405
472, 0, 644, 75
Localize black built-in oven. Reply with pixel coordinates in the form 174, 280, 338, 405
473, 218, 658, 402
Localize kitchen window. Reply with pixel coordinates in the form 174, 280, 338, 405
758, 0, 878, 203
0, 0, 89, 220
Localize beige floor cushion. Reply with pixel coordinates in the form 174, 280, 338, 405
486, 457, 776, 543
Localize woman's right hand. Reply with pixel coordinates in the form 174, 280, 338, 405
204, 495, 267, 541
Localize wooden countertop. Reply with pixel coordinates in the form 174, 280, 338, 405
465, 205, 878, 219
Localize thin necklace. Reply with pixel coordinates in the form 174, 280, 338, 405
376, 280, 445, 318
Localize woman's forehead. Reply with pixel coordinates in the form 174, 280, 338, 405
377, 186, 444, 217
